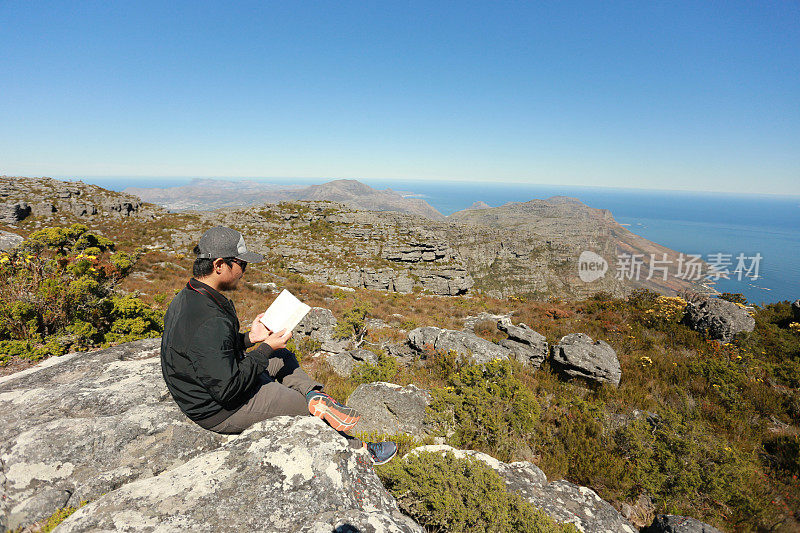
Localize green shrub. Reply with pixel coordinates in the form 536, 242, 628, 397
334, 301, 372, 341
378, 451, 578, 533
351, 354, 399, 384
428, 360, 540, 461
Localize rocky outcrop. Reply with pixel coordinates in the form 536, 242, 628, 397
497, 317, 549, 369
0, 340, 423, 532
0, 176, 165, 222
644, 514, 723, 533
0, 230, 23, 251
293, 306, 348, 352
57, 417, 423, 532
324, 349, 378, 377
682, 297, 756, 343
792, 299, 800, 322
0, 339, 226, 531
551, 333, 621, 386
348, 382, 433, 437
408, 445, 637, 533
407, 326, 511, 364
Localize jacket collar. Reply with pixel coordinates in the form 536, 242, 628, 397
187, 278, 237, 320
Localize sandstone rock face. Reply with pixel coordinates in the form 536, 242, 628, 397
324, 349, 378, 378
551, 333, 621, 386
293, 306, 348, 352
644, 514, 723, 533
0, 339, 226, 531
792, 299, 800, 322
407, 326, 511, 365
348, 382, 432, 437
57, 416, 423, 533
497, 317, 549, 369
682, 298, 756, 343
0, 229, 23, 251
0, 201, 31, 223
409, 445, 637, 533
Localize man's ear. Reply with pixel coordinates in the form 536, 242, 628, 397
212, 258, 226, 274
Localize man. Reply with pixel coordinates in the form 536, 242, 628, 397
160, 226, 396, 465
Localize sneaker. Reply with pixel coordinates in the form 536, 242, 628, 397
306, 390, 361, 432
364, 441, 398, 466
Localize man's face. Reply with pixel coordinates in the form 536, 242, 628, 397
217, 259, 246, 291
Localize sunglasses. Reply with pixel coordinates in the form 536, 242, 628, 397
229, 258, 247, 271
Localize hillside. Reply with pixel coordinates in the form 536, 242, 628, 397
124, 178, 446, 220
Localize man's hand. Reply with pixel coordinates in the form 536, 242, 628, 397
264, 328, 291, 351
248, 313, 270, 344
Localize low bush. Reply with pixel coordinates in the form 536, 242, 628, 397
378, 451, 578, 533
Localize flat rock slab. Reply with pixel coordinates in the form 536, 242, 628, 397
551, 333, 621, 386
644, 514, 724, 533
57, 416, 423, 533
348, 382, 433, 437
0, 339, 226, 530
410, 445, 636, 533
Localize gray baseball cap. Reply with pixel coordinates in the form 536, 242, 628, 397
196, 226, 263, 263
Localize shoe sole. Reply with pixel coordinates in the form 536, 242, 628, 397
308, 396, 360, 432
370, 446, 397, 466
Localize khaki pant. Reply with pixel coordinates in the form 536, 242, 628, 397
205, 347, 362, 449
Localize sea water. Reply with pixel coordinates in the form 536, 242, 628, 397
71, 176, 800, 305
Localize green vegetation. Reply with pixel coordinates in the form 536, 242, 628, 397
0, 224, 163, 364
378, 451, 578, 533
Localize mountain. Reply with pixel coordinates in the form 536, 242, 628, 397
124, 178, 445, 220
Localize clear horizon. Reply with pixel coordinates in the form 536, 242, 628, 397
2, 2, 798, 195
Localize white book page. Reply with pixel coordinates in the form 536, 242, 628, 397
259, 289, 311, 336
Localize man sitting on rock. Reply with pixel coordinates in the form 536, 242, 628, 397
160, 226, 397, 465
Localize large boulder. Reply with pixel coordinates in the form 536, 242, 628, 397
644, 514, 723, 533
408, 326, 511, 364
497, 317, 549, 369
0, 339, 226, 531
408, 445, 636, 533
792, 299, 800, 322
551, 333, 621, 386
57, 417, 423, 532
682, 297, 755, 343
348, 382, 433, 437
0, 229, 23, 251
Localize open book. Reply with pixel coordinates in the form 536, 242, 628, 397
259, 289, 311, 337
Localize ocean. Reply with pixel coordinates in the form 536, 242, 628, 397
70, 176, 800, 306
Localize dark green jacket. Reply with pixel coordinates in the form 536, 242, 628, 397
160, 278, 273, 424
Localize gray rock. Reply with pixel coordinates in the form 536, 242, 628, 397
462, 312, 511, 332
407, 327, 511, 364
295, 306, 338, 342
348, 382, 432, 437
409, 445, 636, 533
0, 339, 226, 531
792, 299, 800, 322
497, 317, 549, 369
57, 417, 423, 532
644, 514, 723, 533
0, 201, 31, 223
0, 230, 23, 251
250, 282, 278, 292
325, 349, 378, 378
682, 297, 755, 343
551, 333, 621, 386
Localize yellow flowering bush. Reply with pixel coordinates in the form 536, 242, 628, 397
641, 296, 687, 327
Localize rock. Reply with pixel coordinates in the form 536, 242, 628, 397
324, 349, 378, 378
0, 201, 31, 223
462, 312, 511, 332
250, 282, 278, 292
0, 230, 23, 251
294, 307, 337, 342
682, 297, 755, 343
497, 317, 549, 369
792, 299, 800, 322
348, 382, 433, 437
551, 333, 621, 386
0, 339, 226, 531
644, 514, 724, 533
620, 493, 656, 528
408, 445, 636, 533
407, 326, 511, 365
57, 417, 423, 532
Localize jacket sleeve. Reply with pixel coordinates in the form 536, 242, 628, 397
188, 317, 273, 409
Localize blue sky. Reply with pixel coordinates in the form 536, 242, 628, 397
1, 1, 798, 194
